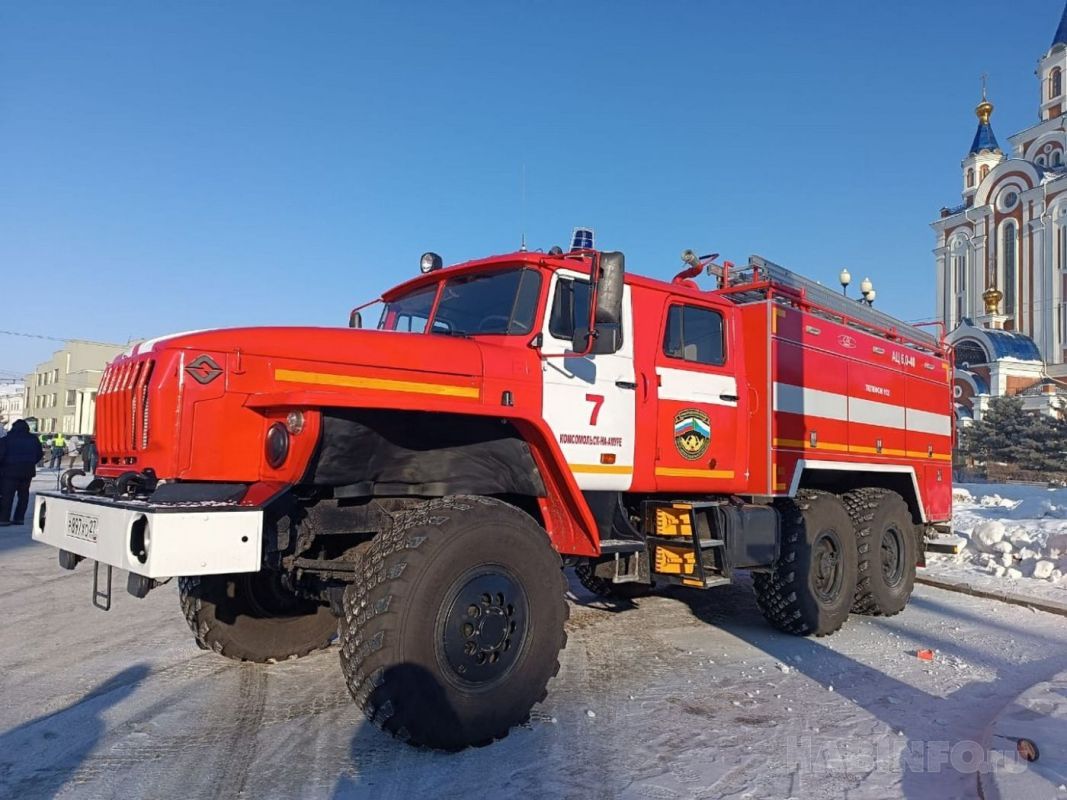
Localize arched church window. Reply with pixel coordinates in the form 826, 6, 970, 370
1037, 155, 1048, 166
980, 165, 990, 181
953, 340, 988, 368
1002, 222, 1017, 316
1054, 150, 1063, 167
967, 168, 975, 187
1052, 68, 1063, 99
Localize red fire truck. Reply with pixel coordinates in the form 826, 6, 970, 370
32, 241, 953, 749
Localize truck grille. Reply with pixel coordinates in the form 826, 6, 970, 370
98, 357, 156, 456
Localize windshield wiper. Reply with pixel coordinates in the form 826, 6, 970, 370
431, 328, 471, 338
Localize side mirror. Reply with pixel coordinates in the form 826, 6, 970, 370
596, 251, 625, 326
348, 310, 362, 329
571, 323, 622, 356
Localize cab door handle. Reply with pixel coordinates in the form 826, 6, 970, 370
615, 381, 637, 390
719, 393, 738, 402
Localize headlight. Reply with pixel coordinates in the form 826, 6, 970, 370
265, 423, 289, 468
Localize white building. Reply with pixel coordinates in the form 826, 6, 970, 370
0, 384, 26, 432
932, 3, 1067, 421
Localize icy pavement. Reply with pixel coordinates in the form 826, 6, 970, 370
1, 485, 1066, 798
979, 670, 1067, 800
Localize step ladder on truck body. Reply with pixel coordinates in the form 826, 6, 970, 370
640, 500, 781, 589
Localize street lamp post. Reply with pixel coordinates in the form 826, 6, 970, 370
839, 268, 851, 296
860, 277, 874, 306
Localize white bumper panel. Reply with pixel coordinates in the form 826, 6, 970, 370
31, 493, 263, 578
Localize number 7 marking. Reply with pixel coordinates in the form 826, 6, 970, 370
585, 393, 605, 426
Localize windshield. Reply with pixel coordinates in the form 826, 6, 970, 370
379, 267, 543, 335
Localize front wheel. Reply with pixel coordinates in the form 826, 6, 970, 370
339, 496, 568, 750
752, 492, 858, 637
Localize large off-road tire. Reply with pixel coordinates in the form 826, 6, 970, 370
575, 560, 653, 599
179, 572, 337, 663
752, 491, 858, 637
841, 488, 917, 616
339, 496, 568, 750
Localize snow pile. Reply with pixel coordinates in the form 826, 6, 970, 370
948, 483, 1067, 586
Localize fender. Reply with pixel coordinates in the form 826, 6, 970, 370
244, 391, 600, 557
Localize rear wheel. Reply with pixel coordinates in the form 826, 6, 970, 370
179, 572, 337, 663
339, 496, 568, 750
752, 492, 858, 637
841, 488, 917, 616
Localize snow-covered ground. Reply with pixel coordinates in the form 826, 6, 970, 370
2, 479, 1067, 799
925, 482, 1067, 606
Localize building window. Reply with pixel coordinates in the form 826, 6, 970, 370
1002, 222, 1017, 317
952, 253, 967, 322
65, 390, 77, 407
1054, 151, 1063, 167
967, 168, 975, 188
1038, 155, 1048, 166
1061, 224, 1067, 271
1052, 68, 1063, 99
980, 165, 990, 181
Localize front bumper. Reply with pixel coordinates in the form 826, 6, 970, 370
32, 491, 263, 578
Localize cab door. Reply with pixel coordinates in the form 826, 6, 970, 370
653, 300, 746, 491
539, 269, 636, 490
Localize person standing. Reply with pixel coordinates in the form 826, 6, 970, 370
0, 419, 44, 526
81, 435, 98, 475
49, 432, 66, 470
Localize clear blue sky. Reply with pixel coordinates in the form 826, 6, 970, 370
2, 1, 1064, 375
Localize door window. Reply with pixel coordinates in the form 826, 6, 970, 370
663, 305, 725, 366
548, 277, 592, 341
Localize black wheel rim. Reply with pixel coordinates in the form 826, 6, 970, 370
880, 525, 906, 588
438, 567, 529, 688
812, 530, 844, 602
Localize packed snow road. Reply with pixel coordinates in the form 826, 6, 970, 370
3, 491, 1067, 799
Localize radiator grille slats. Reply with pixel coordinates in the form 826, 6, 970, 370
97, 356, 156, 459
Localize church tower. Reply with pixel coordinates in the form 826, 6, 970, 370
961, 88, 1005, 205
932, 2, 1067, 425
1038, 4, 1067, 123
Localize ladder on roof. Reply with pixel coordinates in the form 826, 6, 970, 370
724, 255, 941, 351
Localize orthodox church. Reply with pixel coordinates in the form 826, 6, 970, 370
932, 4, 1067, 422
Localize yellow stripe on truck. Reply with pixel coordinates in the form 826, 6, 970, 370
655, 467, 735, 479
569, 463, 634, 475
275, 368, 480, 399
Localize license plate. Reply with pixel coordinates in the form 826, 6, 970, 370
66, 512, 99, 544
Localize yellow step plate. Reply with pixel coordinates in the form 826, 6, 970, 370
654, 544, 696, 576
654, 504, 693, 537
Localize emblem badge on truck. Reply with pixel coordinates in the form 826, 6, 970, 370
673, 409, 711, 460
186, 354, 223, 385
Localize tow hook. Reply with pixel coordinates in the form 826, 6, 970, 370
60, 469, 86, 494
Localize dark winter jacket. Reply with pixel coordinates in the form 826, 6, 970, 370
0, 421, 44, 480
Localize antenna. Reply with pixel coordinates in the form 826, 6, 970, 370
519, 163, 527, 252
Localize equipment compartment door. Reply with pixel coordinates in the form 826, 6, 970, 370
540, 271, 636, 490
653, 301, 745, 492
